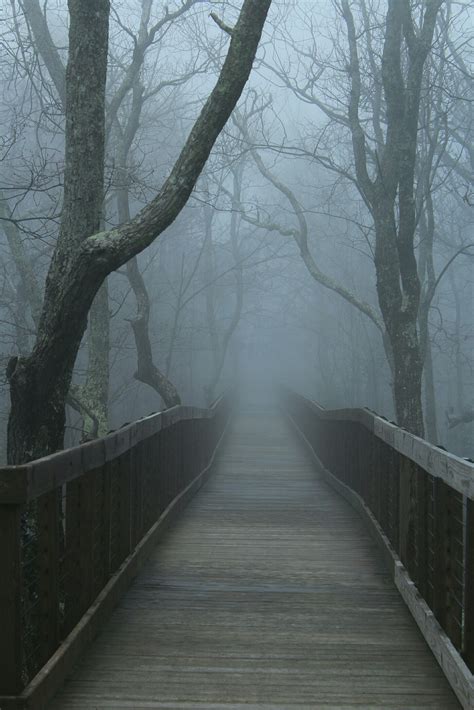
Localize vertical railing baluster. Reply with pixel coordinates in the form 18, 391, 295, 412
283, 388, 474, 686
63, 478, 80, 636
398, 457, 415, 573
432, 479, 463, 650
389, 449, 400, 551
0, 395, 231, 700
129, 444, 139, 547
118, 450, 132, 564
414, 468, 429, 600
78, 472, 96, 616
377, 440, 387, 532
464, 497, 474, 672
102, 465, 112, 578
0, 503, 23, 694
37, 490, 60, 664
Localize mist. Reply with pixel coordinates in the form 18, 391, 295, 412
0, 0, 472, 458
1, 3, 474, 709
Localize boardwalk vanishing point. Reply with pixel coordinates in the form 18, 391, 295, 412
49, 411, 460, 709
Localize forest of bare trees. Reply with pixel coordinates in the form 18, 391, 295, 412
0, 0, 472, 463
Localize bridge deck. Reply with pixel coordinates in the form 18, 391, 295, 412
50, 412, 459, 708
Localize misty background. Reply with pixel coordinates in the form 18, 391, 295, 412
0, 0, 472, 460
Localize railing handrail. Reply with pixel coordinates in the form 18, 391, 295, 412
284, 389, 474, 500
282, 386, 474, 709
0, 397, 226, 505
0, 391, 232, 706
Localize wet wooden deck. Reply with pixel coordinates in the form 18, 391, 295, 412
50, 412, 459, 708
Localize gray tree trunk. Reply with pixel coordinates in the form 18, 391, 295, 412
342, 0, 442, 436
7, 0, 272, 463
7, 0, 110, 462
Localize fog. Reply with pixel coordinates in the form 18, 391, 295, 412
0, 0, 473, 463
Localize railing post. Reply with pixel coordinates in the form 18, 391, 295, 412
377, 440, 389, 533
432, 479, 463, 650
129, 445, 140, 547
387, 448, 400, 552
118, 450, 132, 563
0, 504, 23, 694
37, 491, 60, 662
62, 479, 81, 636
414, 470, 429, 600
464, 498, 474, 672
398, 457, 414, 570
432, 478, 449, 629
77, 474, 96, 617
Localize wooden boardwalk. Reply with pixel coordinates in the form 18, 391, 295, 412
50, 412, 459, 709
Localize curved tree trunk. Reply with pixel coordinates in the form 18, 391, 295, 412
7, 0, 110, 463
116, 124, 181, 410
80, 282, 111, 437
7, 0, 272, 463
127, 257, 181, 408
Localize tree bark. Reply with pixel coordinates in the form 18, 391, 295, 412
114, 88, 182, 410
0, 191, 43, 328
19, 0, 111, 440
80, 282, 110, 437
372, 201, 425, 435
341, 0, 442, 436
127, 258, 182, 408
7, 0, 110, 463
7, 0, 271, 463
418, 193, 438, 442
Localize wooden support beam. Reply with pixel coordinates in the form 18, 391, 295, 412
0, 504, 23, 694
464, 498, 474, 672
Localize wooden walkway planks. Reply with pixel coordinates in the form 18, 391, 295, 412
50, 412, 460, 709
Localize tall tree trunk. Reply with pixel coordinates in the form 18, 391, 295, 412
7, 0, 110, 463
372, 202, 424, 435
6, 0, 271, 463
423, 336, 438, 443
13, 2, 111, 442
205, 167, 244, 405
450, 270, 465, 416
388, 328, 424, 434
418, 174, 438, 443
447, 269, 466, 453
203, 202, 220, 403
80, 282, 110, 437
126, 258, 182, 408
116, 127, 181, 409
341, 0, 442, 436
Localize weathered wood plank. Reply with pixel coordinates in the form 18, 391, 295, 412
288, 411, 472, 709
49, 413, 461, 709
0, 404, 223, 504
0, 397, 229, 710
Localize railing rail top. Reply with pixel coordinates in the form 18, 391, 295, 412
0, 399, 225, 505
284, 388, 474, 500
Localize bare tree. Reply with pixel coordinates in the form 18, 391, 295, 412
203, 163, 245, 404
232, 103, 390, 361
260, 0, 443, 435
7, 0, 272, 463
336, 0, 444, 436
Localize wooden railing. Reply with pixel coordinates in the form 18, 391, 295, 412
0, 393, 231, 709
282, 389, 474, 709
